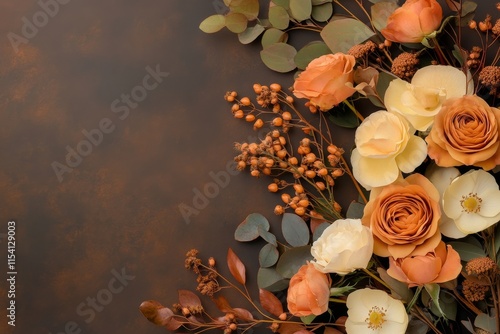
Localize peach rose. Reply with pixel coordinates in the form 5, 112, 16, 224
361, 174, 441, 259
426, 95, 500, 170
287, 263, 332, 317
381, 0, 443, 43
387, 241, 462, 287
293, 53, 356, 111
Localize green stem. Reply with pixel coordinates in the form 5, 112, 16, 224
361, 267, 390, 290
343, 100, 364, 122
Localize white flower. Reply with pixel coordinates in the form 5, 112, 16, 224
443, 169, 500, 235
425, 164, 466, 238
310, 219, 373, 275
351, 111, 427, 189
346, 288, 408, 334
384, 65, 473, 131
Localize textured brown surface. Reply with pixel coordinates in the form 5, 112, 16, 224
0, 1, 290, 333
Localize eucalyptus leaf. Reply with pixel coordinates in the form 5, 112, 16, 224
235, 213, 270, 242
289, 0, 312, 21
258, 226, 277, 246
312, 0, 332, 4
329, 106, 360, 128
377, 71, 397, 101
294, 41, 330, 70
261, 28, 288, 48
474, 313, 497, 333
311, 3, 333, 22
448, 241, 486, 261
229, 0, 260, 20
321, 18, 375, 53
276, 245, 313, 278
238, 24, 265, 44
345, 202, 365, 219
257, 267, 289, 291
269, 6, 290, 30
461, 1, 477, 17
259, 243, 279, 267
282, 213, 310, 247
377, 267, 413, 303
371, 2, 398, 32
199, 14, 226, 33
225, 12, 248, 33
312, 222, 330, 242
260, 42, 297, 73
272, 0, 290, 9
424, 283, 447, 319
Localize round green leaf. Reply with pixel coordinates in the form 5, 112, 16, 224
276, 245, 313, 278
289, 0, 312, 21
294, 41, 330, 70
259, 243, 279, 267
234, 213, 270, 242
311, 3, 333, 22
269, 6, 290, 30
238, 24, 265, 44
371, 2, 399, 32
225, 12, 248, 33
261, 28, 288, 48
346, 202, 365, 219
320, 18, 375, 53
312, 222, 330, 242
272, 0, 290, 9
229, 0, 260, 20
199, 14, 226, 33
282, 213, 310, 247
447, 241, 486, 261
257, 267, 288, 291
260, 42, 297, 73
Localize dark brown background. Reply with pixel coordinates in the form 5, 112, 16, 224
1, 1, 493, 333
0, 0, 299, 333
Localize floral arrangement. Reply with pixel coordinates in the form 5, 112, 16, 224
140, 0, 500, 333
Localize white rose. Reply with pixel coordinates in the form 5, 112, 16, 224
311, 219, 373, 275
350, 111, 427, 189
384, 65, 473, 131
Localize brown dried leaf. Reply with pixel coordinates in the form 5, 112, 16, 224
212, 295, 233, 313
227, 248, 246, 285
277, 323, 307, 334
259, 288, 284, 317
178, 289, 202, 308
139, 300, 164, 322
233, 307, 254, 321
157, 308, 182, 331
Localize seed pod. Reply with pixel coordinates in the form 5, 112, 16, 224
240, 97, 251, 106
268, 183, 278, 192
288, 157, 298, 165
245, 114, 256, 122
298, 199, 310, 208
305, 170, 316, 179
270, 83, 282, 92
286, 96, 294, 103
281, 193, 291, 204
234, 110, 244, 118
294, 207, 306, 216
253, 119, 264, 129
253, 83, 262, 94
273, 117, 283, 127
315, 181, 326, 191
293, 184, 304, 194
282, 111, 292, 121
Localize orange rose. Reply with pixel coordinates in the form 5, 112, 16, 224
293, 53, 356, 111
361, 174, 441, 259
287, 263, 332, 317
381, 0, 443, 43
426, 95, 500, 170
387, 241, 462, 287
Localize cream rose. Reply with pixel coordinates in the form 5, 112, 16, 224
311, 219, 373, 275
287, 263, 332, 317
381, 0, 443, 43
426, 95, 500, 170
293, 53, 356, 111
351, 111, 427, 189
387, 241, 462, 287
361, 174, 442, 259
385, 65, 473, 131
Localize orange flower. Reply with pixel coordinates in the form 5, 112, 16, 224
381, 0, 443, 43
361, 174, 441, 259
287, 263, 332, 317
293, 53, 356, 111
387, 241, 462, 287
426, 95, 500, 170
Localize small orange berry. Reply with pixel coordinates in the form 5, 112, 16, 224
250, 169, 260, 177
288, 157, 298, 165
282, 111, 292, 121
230, 91, 237, 97
268, 183, 279, 192
226, 95, 235, 102
293, 184, 304, 194
253, 119, 264, 129
298, 199, 310, 207
274, 205, 285, 215
273, 117, 283, 127
253, 83, 262, 94
240, 97, 251, 106
315, 181, 326, 190
286, 96, 294, 104
270, 83, 282, 92
245, 114, 256, 122
294, 207, 306, 216
305, 170, 316, 178
281, 193, 291, 204
279, 313, 287, 321
234, 110, 244, 118
469, 20, 477, 29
